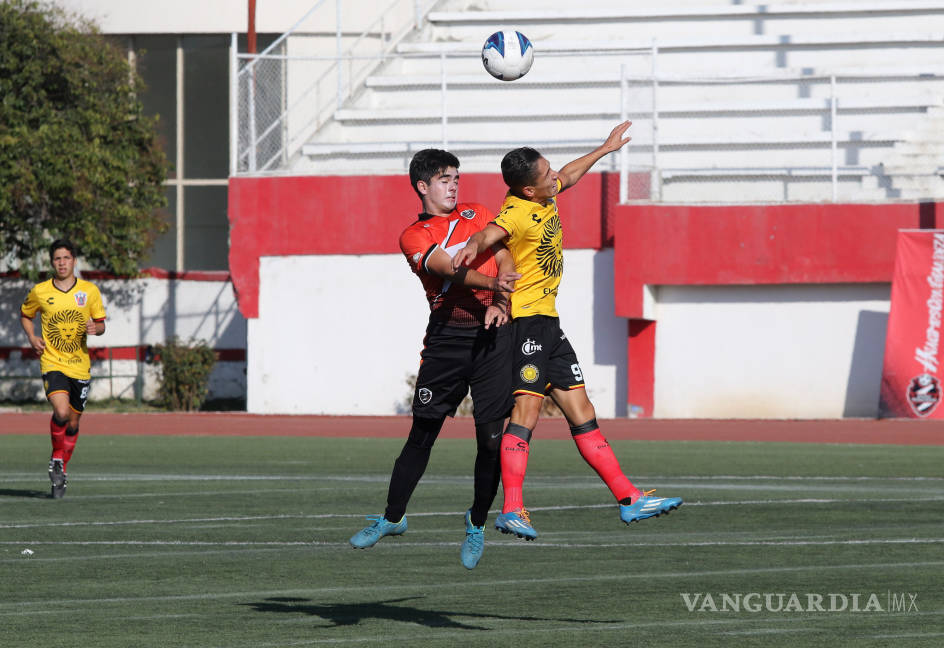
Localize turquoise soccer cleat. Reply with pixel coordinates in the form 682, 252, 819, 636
620, 490, 683, 524
494, 508, 537, 540
460, 510, 485, 569
349, 514, 407, 548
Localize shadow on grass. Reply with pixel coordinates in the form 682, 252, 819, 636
0, 488, 49, 499
241, 596, 611, 631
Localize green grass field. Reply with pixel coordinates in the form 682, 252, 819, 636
1, 432, 942, 647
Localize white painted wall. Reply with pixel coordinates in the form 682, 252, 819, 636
52, 0, 395, 34
249, 256, 892, 418
652, 283, 890, 418
0, 275, 246, 402
247, 249, 626, 415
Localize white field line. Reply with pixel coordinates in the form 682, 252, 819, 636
1, 472, 942, 483
2, 560, 942, 609
2, 537, 943, 549
3, 496, 944, 529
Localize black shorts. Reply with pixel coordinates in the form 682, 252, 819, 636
412, 321, 513, 423
43, 371, 90, 413
512, 315, 585, 397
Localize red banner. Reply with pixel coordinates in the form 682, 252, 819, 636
880, 230, 944, 417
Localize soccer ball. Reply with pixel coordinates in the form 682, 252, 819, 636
482, 30, 534, 81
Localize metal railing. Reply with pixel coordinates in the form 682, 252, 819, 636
232, 21, 944, 202
231, 0, 437, 174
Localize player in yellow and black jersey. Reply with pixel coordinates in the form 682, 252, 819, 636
454, 122, 682, 542
20, 239, 106, 498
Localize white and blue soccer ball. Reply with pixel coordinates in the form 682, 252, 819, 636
482, 30, 534, 81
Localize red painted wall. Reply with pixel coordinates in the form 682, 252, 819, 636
228, 173, 606, 317
613, 202, 944, 318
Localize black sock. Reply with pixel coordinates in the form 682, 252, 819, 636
384, 417, 444, 522
469, 419, 503, 527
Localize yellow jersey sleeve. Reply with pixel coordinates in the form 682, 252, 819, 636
21, 285, 40, 319
88, 283, 106, 321
493, 198, 529, 244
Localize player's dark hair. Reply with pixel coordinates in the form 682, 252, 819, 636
409, 149, 460, 199
49, 238, 78, 261
501, 147, 542, 191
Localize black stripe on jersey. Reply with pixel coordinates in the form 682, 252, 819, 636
420, 244, 438, 273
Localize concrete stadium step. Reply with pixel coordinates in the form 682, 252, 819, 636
429, 1, 944, 23
335, 94, 939, 121
364, 66, 944, 89
426, 2, 944, 43
397, 31, 944, 55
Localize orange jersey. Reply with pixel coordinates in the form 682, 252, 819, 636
399, 202, 499, 327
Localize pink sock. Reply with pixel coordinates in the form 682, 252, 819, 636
573, 428, 640, 502
500, 436, 529, 513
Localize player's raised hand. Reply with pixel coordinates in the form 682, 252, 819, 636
602, 120, 632, 153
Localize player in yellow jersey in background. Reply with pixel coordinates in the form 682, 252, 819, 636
453, 122, 682, 539
20, 239, 106, 498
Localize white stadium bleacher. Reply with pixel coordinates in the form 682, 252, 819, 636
237, 0, 944, 202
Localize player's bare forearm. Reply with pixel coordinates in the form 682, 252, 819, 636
558, 120, 632, 190
452, 224, 508, 269
20, 315, 44, 354
426, 247, 519, 292
86, 319, 105, 336
492, 244, 517, 309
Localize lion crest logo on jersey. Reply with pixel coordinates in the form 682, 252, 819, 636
907, 374, 940, 417
74, 291, 88, 307
536, 214, 563, 278
460, 209, 475, 220
45, 310, 85, 353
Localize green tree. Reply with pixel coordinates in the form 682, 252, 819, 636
0, 0, 169, 277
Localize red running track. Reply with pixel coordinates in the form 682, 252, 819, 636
1, 412, 942, 445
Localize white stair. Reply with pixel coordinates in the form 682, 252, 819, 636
283, 0, 944, 202
860, 106, 944, 199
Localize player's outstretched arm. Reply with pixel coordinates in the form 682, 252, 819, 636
452, 223, 508, 270
426, 246, 520, 292
557, 120, 632, 191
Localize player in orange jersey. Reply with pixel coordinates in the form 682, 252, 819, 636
20, 239, 107, 498
453, 123, 682, 540
350, 149, 520, 569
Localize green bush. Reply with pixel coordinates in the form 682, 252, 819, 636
156, 338, 216, 411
